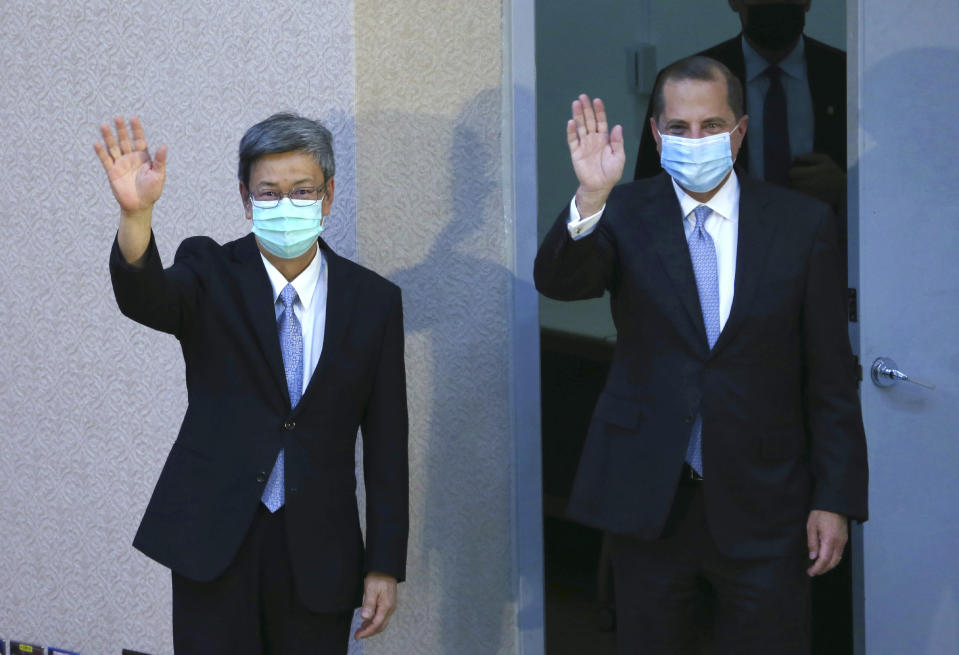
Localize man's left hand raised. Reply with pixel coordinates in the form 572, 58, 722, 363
355, 572, 398, 639
806, 510, 848, 576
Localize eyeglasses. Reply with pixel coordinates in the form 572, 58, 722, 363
249, 186, 325, 209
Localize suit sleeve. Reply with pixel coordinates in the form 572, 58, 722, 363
110, 231, 203, 339
533, 202, 618, 301
361, 286, 410, 581
801, 208, 869, 521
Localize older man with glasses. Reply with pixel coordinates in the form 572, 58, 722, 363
97, 113, 409, 654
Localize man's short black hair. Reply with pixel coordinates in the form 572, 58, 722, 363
651, 56, 744, 123
238, 113, 335, 188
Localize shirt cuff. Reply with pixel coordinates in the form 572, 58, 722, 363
566, 196, 605, 240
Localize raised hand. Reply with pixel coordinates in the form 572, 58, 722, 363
95, 116, 167, 264
94, 116, 167, 217
567, 94, 625, 216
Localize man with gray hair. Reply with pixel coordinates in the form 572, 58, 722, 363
97, 113, 408, 654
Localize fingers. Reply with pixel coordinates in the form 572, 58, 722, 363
354, 581, 397, 639
806, 512, 848, 576
130, 116, 150, 155
609, 124, 625, 156
93, 141, 113, 173
593, 97, 608, 135
153, 144, 168, 176
100, 121, 121, 162
115, 116, 133, 155
572, 97, 587, 141
566, 119, 579, 153
583, 95, 598, 134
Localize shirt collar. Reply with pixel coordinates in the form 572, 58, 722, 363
259, 245, 323, 310
672, 168, 740, 224
742, 34, 807, 83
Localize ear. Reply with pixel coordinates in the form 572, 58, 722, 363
650, 118, 663, 154
321, 177, 335, 218
240, 182, 252, 221
731, 114, 749, 159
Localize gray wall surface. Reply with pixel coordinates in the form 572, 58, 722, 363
0, 2, 358, 653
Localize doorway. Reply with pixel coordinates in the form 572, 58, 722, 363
534, 1, 854, 652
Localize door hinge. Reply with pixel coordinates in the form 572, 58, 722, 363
848, 288, 858, 323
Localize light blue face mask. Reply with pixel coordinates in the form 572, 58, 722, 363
251, 197, 325, 259
659, 125, 740, 193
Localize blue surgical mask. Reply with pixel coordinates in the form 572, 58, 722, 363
659, 125, 740, 193
251, 197, 325, 259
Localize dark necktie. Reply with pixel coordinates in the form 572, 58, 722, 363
763, 65, 791, 186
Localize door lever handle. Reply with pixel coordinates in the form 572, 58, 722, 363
871, 357, 936, 390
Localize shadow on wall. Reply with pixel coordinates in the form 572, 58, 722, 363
364, 87, 516, 653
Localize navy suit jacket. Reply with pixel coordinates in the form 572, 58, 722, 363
534, 174, 867, 559
111, 232, 408, 612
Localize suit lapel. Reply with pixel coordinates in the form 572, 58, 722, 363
711, 179, 777, 356
293, 238, 357, 415
639, 177, 710, 349
234, 234, 289, 404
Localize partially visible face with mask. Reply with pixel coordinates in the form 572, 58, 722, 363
651, 75, 748, 196
730, 0, 811, 54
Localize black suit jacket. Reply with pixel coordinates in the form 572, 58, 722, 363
635, 35, 846, 181
110, 232, 409, 612
534, 174, 867, 559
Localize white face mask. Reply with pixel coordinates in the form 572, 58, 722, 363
251, 197, 325, 259
658, 124, 740, 193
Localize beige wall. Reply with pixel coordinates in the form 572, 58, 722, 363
354, 2, 519, 654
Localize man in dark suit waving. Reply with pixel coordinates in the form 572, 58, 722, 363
97, 113, 408, 654
535, 57, 867, 653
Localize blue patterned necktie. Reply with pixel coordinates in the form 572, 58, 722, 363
685, 205, 719, 476
262, 283, 303, 512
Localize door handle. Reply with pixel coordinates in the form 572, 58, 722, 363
870, 357, 936, 390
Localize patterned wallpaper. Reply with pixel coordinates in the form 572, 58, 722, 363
0, 1, 358, 653
354, 2, 517, 654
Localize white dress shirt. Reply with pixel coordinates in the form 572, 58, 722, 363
260, 246, 329, 393
566, 170, 740, 329
742, 35, 815, 180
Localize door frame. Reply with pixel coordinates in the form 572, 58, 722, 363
506, 0, 546, 654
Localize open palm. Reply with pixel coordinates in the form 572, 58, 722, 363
567, 95, 625, 197
94, 116, 167, 214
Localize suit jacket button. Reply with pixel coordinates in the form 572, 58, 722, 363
684, 415, 694, 424
283, 421, 295, 430
256, 472, 267, 483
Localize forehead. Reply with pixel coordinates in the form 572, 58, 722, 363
660, 77, 734, 123
249, 151, 324, 186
